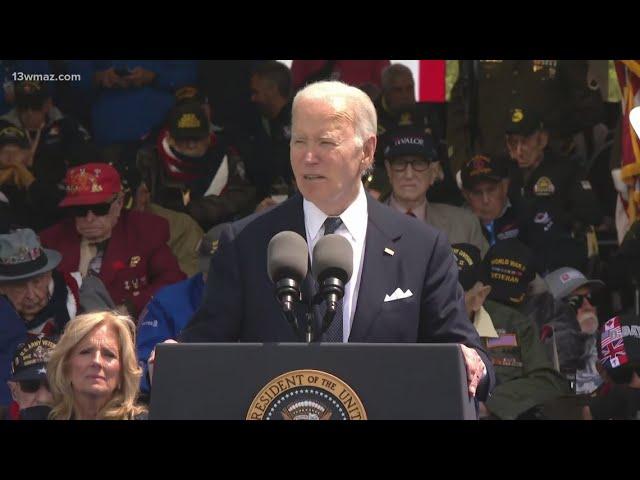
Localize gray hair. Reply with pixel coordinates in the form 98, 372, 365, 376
381, 63, 414, 91
292, 80, 377, 149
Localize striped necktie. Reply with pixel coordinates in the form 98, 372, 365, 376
321, 216, 344, 342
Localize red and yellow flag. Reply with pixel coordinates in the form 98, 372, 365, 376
615, 60, 640, 222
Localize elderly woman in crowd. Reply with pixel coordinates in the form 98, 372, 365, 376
46, 311, 147, 420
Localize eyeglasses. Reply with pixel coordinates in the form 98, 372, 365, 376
566, 293, 592, 312
389, 158, 431, 172
66, 199, 115, 218
19, 378, 49, 393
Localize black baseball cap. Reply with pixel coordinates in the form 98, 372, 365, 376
9, 335, 57, 382
383, 127, 437, 160
452, 243, 482, 292
168, 103, 210, 141
461, 154, 508, 190
505, 106, 545, 136
483, 239, 535, 306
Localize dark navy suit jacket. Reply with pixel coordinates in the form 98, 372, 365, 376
180, 192, 495, 399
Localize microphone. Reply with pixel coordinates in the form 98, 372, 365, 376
312, 234, 353, 316
267, 231, 309, 313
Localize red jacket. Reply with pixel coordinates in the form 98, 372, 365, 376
40, 210, 186, 316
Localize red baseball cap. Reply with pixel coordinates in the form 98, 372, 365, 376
59, 163, 122, 207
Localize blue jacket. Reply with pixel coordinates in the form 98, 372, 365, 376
136, 273, 205, 393
0, 298, 28, 406
67, 60, 197, 145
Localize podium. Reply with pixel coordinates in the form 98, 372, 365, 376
149, 343, 476, 420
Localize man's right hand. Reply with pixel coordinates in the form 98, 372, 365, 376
147, 339, 178, 385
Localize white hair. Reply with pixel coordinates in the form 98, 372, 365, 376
381, 63, 414, 91
292, 80, 377, 149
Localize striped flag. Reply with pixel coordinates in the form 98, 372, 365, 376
614, 60, 640, 240
391, 60, 446, 103
600, 316, 629, 369
278, 60, 448, 103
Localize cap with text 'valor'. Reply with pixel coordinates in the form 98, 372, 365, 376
383, 127, 437, 160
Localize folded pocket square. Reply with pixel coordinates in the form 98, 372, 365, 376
384, 288, 413, 302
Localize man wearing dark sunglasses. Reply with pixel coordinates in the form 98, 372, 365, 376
4, 335, 56, 420
381, 127, 489, 256
40, 163, 185, 318
544, 266, 605, 395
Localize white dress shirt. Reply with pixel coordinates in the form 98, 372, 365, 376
303, 183, 368, 342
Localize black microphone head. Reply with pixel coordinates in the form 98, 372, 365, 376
312, 234, 353, 284
267, 231, 309, 283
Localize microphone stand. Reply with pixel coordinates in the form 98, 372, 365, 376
275, 279, 323, 343
277, 278, 344, 343
275, 278, 304, 341
317, 277, 343, 337
304, 312, 314, 343
296, 292, 332, 344
319, 299, 338, 337
301, 292, 324, 344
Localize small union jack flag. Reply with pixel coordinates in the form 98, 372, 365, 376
604, 317, 619, 332
600, 321, 628, 369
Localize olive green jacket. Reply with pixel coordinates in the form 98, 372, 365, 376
475, 299, 571, 419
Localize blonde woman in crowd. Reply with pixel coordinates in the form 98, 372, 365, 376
47, 311, 147, 420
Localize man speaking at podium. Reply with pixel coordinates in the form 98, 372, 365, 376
178, 81, 495, 399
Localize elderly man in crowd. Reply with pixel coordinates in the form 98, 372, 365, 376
39, 163, 185, 319
382, 126, 488, 256
0, 229, 74, 406
3, 335, 57, 420
460, 154, 521, 247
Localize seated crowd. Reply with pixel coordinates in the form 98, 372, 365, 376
1, 59, 639, 420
